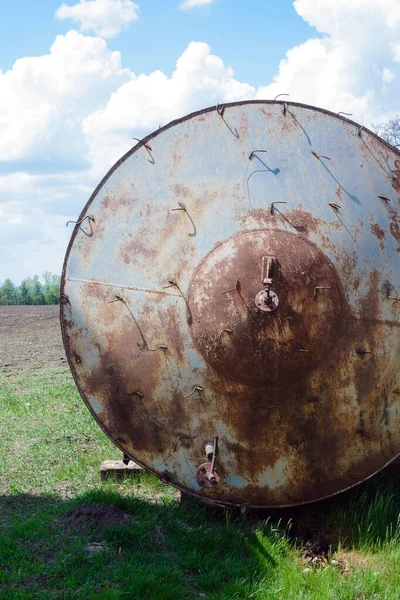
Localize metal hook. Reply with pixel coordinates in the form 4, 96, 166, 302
171, 202, 196, 237
173, 435, 192, 451
249, 150, 267, 161
171, 202, 186, 212
338, 112, 353, 117
222, 280, 240, 294
274, 94, 289, 101
270, 201, 287, 215
314, 286, 331, 298
108, 294, 125, 304
162, 280, 177, 289
132, 137, 152, 152
210, 435, 219, 475
218, 328, 234, 346
329, 203, 341, 211
311, 150, 331, 161
162, 279, 193, 324
216, 104, 225, 117
148, 345, 168, 352
132, 137, 153, 162
127, 390, 144, 399
357, 126, 364, 137
283, 103, 288, 116
378, 195, 391, 202
66, 214, 95, 227
184, 386, 203, 399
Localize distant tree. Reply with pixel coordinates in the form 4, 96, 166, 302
43, 271, 60, 305
31, 275, 45, 305
0, 278, 18, 305
372, 115, 400, 149
18, 279, 32, 305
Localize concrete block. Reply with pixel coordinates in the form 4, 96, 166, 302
100, 459, 143, 481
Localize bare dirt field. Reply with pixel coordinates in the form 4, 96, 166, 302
0, 305, 66, 371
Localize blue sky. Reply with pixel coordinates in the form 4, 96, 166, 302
0, 1, 318, 87
0, 0, 399, 283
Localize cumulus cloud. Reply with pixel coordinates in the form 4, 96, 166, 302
2, 0, 400, 282
83, 41, 254, 153
55, 0, 139, 38
179, 0, 216, 9
0, 31, 130, 172
257, 0, 400, 124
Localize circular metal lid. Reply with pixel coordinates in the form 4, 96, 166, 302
61, 101, 400, 507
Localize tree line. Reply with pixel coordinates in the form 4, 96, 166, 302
0, 272, 61, 305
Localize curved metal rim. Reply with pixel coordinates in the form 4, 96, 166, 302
60, 99, 400, 507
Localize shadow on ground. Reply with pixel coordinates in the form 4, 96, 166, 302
0, 488, 279, 600
1, 469, 400, 599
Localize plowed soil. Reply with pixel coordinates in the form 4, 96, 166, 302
0, 305, 66, 371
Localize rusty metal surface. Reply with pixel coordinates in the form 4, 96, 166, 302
60, 101, 400, 507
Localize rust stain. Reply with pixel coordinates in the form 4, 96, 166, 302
370, 223, 385, 250
188, 229, 345, 387
237, 112, 249, 138
392, 159, 400, 194
389, 215, 400, 243
171, 184, 191, 199
259, 106, 273, 119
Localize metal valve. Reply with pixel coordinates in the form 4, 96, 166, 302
196, 436, 221, 488
255, 256, 279, 312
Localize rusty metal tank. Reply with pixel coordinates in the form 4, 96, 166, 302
60, 101, 400, 507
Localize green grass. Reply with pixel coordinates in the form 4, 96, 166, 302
1, 367, 400, 599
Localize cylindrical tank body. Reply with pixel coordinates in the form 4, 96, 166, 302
61, 101, 400, 507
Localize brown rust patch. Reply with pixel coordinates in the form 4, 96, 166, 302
170, 184, 191, 199
389, 215, 400, 243
188, 229, 345, 386
101, 195, 110, 210
237, 113, 250, 138
239, 207, 333, 238
392, 159, 400, 194
370, 223, 385, 249
259, 106, 273, 119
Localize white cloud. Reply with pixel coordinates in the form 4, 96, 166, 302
83, 41, 254, 148
56, 0, 139, 38
256, 0, 400, 124
382, 67, 395, 83
179, 0, 216, 9
2, 0, 400, 282
0, 30, 130, 172
392, 42, 400, 62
